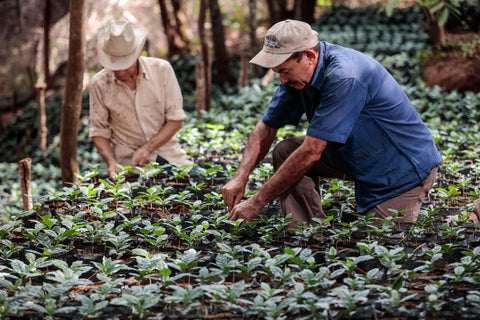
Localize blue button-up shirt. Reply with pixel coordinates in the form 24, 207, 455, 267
262, 41, 442, 212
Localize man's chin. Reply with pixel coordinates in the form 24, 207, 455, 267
288, 83, 306, 90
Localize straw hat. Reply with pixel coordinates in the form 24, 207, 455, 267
250, 20, 319, 69
97, 20, 148, 71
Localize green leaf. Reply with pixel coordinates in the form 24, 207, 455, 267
429, 1, 445, 14
160, 268, 172, 278
132, 248, 149, 258
10, 260, 26, 274
438, 7, 449, 27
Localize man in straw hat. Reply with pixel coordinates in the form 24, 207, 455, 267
221, 20, 442, 227
89, 20, 192, 178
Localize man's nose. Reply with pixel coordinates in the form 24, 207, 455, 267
279, 74, 289, 84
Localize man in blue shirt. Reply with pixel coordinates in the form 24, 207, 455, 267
221, 20, 442, 226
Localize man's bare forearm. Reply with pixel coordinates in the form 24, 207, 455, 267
252, 136, 327, 206
131, 120, 183, 167
234, 120, 277, 182
93, 136, 116, 167
144, 120, 183, 153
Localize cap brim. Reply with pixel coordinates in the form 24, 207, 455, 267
249, 50, 292, 69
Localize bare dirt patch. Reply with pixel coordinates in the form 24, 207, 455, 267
423, 32, 480, 93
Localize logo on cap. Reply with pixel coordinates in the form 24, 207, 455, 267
264, 35, 280, 49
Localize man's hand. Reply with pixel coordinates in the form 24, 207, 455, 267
221, 178, 247, 211
131, 146, 152, 168
229, 197, 263, 225
107, 162, 119, 180
93, 136, 120, 179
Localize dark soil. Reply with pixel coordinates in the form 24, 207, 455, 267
423, 32, 480, 93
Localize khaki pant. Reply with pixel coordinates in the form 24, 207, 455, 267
272, 136, 438, 225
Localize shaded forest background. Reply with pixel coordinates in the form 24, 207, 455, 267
0, 0, 324, 109
1, 0, 479, 110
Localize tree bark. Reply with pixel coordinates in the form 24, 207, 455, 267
60, 0, 86, 185
195, 61, 206, 119
43, 0, 52, 88
36, 82, 47, 151
19, 158, 32, 211
199, 0, 211, 111
265, 0, 287, 25
209, 0, 233, 85
248, 0, 261, 78
171, 0, 187, 45
158, 0, 187, 58
422, 7, 446, 46
158, 0, 175, 57
238, 56, 249, 87
294, 0, 316, 24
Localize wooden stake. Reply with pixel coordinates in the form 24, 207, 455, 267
36, 82, 47, 151
19, 158, 33, 211
195, 60, 206, 119
238, 56, 249, 87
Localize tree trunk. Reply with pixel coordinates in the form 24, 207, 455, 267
199, 0, 211, 111
171, 0, 187, 45
36, 82, 47, 151
158, 0, 175, 58
60, 0, 86, 185
294, 0, 316, 24
19, 158, 33, 211
158, 0, 186, 58
265, 0, 287, 25
422, 7, 446, 46
238, 56, 249, 87
195, 61, 206, 119
14, 0, 23, 27
209, 0, 233, 85
43, 0, 52, 88
248, 0, 261, 78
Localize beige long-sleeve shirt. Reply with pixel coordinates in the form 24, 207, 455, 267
89, 56, 192, 167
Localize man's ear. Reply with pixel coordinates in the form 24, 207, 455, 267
304, 49, 317, 62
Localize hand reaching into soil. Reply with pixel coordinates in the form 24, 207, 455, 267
228, 197, 263, 225
132, 146, 153, 168
221, 177, 247, 211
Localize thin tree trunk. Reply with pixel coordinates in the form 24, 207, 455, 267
158, 0, 186, 58
265, 0, 287, 25
238, 56, 249, 87
15, 0, 23, 27
209, 0, 233, 85
199, 0, 211, 111
19, 158, 32, 211
171, 0, 187, 44
195, 61, 206, 119
36, 82, 47, 151
422, 7, 446, 46
60, 0, 86, 185
43, 0, 51, 89
158, 0, 175, 58
248, 0, 261, 78
294, 0, 316, 24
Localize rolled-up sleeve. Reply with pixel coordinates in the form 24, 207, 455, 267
163, 62, 186, 121
89, 76, 112, 139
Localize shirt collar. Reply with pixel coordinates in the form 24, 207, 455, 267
310, 41, 326, 90
137, 56, 150, 80
109, 56, 149, 82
